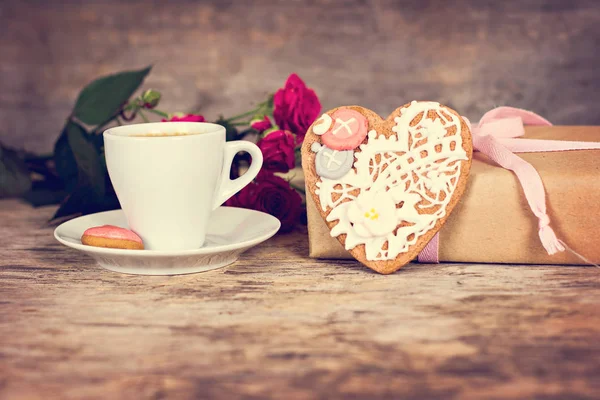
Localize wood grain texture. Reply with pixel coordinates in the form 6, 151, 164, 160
1, 0, 600, 153
1, 199, 599, 399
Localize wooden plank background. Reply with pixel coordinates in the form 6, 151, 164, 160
1, 0, 600, 154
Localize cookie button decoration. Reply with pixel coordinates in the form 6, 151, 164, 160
321, 108, 368, 150
315, 145, 354, 180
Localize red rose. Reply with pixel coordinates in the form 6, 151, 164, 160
162, 113, 205, 122
225, 173, 302, 233
257, 130, 296, 173
250, 115, 273, 132
224, 185, 254, 209
273, 74, 321, 143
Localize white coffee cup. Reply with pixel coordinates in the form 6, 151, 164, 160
103, 122, 263, 251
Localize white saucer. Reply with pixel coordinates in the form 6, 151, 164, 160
54, 207, 280, 275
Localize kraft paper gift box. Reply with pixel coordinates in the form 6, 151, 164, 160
305, 126, 600, 265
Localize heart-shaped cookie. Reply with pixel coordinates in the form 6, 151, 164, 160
302, 101, 473, 274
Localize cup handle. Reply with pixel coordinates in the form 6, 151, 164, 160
213, 140, 263, 210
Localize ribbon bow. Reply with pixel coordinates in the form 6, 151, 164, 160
418, 107, 600, 263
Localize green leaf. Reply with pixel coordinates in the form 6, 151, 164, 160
51, 184, 119, 221
53, 126, 78, 192
264, 93, 274, 110
215, 117, 239, 142
21, 161, 67, 207
51, 184, 95, 221
23, 187, 67, 207
294, 146, 302, 167
73, 66, 152, 125
66, 121, 105, 198
0, 144, 31, 198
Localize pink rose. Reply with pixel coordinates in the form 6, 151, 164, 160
162, 114, 205, 122
257, 130, 296, 173
273, 74, 321, 143
250, 115, 272, 132
225, 172, 302, 233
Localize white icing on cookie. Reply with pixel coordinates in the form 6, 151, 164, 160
312, 113, 333, 135
316, 101, 468, 261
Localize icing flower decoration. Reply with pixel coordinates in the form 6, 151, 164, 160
416, 117, 447, 142
347, 191, 398, 238
423, 171, 448, 194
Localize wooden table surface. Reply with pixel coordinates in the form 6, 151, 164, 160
1, 199, 599, 400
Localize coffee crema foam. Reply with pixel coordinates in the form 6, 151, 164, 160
130, 132, 192, 137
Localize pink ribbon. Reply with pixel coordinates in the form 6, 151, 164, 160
418, 107, 600, 263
